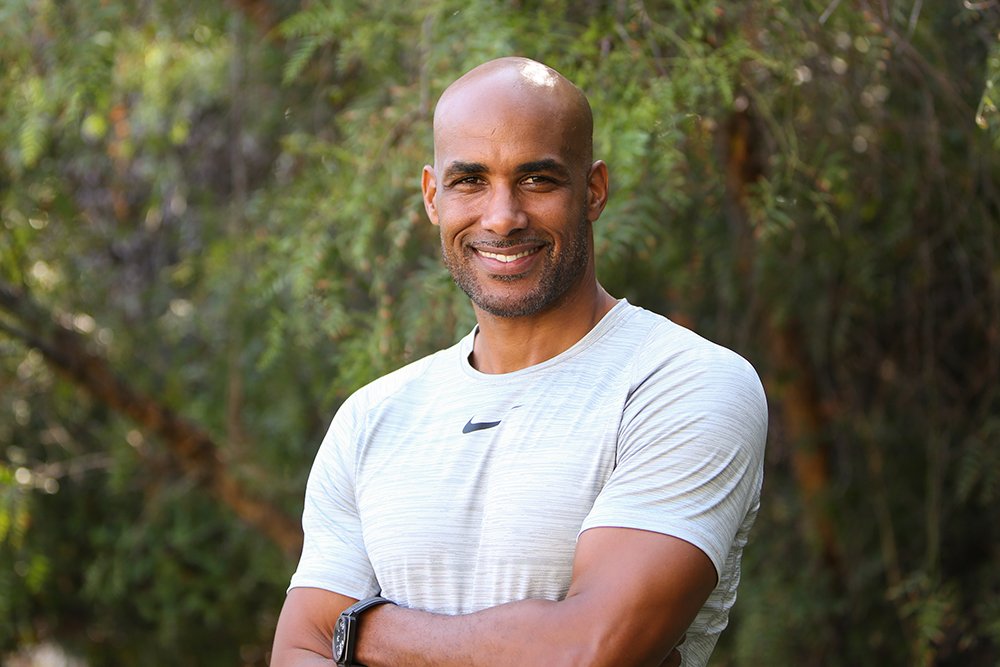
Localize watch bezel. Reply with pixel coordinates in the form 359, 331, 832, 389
332, 614, 350, 662
332, 596, 394, 667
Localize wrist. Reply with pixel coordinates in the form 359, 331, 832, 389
332, 596, 395, 667
352, 601, 398, 667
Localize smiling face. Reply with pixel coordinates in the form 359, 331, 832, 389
422, 59, 608, 319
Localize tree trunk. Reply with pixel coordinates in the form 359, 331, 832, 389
0, 280, 303, 556
722, 104, 843, 578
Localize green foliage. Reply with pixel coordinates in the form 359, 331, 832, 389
976, 16, 1000, 143
957, 418, 1000, 506
1, 0, 999, 665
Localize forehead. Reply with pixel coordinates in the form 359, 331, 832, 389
433, 77, 584, 170
437, 108, 570, 165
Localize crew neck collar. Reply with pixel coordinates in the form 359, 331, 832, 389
458, 299, 632, 379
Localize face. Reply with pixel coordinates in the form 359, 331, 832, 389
422, 82, 608, 319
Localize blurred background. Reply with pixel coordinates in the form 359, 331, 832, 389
1, 1, 998, 665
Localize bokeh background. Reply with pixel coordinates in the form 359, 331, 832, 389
2, 1, 999, 665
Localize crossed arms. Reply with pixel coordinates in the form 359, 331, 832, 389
270, 525, 717, 667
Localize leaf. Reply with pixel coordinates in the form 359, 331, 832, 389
282, 35, 320, 84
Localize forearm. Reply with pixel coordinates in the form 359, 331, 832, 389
273, 648, 334, 667
356, 594, 672, 667
273, 530, 711, 667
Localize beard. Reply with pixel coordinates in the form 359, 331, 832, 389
442, 213, 592, 318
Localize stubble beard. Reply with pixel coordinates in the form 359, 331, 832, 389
442, 214, 592, 318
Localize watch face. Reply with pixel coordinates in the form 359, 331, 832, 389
332, 617, 347, 661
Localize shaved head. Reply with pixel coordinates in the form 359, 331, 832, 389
432, 57, 594, 170
422, 57, 609, 320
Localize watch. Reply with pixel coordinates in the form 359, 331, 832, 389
332, 596, 394, 667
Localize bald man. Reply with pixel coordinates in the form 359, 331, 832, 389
271, 58, 767, 667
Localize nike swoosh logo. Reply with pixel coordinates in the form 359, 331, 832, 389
462, 417, 501, 434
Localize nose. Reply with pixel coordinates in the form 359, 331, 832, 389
480, 184, 528, 236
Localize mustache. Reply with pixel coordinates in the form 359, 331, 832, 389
465, 238, 548, 249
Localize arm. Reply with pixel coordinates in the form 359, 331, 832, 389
271, 588, 356, 666
271, 525, 715, 667
273, 323, 765, 666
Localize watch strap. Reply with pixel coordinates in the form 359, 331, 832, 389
346, 595, 394, 617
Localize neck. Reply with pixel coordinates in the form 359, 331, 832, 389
469, 280, 618, 374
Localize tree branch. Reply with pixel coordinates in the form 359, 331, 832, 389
0, 280, 303, 556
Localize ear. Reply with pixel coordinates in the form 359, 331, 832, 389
585, 160, 609, 222
421, 165, 439, 226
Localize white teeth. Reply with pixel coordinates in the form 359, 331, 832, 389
478, 249, 534, 263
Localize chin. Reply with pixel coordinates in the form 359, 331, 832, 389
470, 285, 570, 319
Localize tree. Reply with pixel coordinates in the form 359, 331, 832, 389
1, 1, 998, 664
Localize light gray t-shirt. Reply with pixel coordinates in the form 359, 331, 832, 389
290, 300, 767, 665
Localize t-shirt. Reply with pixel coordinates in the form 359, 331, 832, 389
290, 300, 768, 666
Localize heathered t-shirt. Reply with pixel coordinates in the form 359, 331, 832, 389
290, 300, 768, 666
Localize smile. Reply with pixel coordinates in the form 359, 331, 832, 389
475, 248, 538, 263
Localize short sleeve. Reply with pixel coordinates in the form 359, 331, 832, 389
580, 330, 767, 580
288, 394, 381, 598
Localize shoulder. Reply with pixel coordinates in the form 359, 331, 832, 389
310, 340, 464, 473
625, 306, 763, 391
619, 305, 767, 441
338, 342, 460, 422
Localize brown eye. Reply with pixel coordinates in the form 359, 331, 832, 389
450, 176, 484, 189
522, 175, 556, 190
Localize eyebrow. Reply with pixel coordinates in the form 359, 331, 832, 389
442, 161, 488, 180
442, 159, 572, 180
515, 159, 571, 179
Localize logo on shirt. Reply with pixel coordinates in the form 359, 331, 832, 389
462, 417, 501, 434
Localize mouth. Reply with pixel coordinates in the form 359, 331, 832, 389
467, 242, 546, 275
475, 248, 538, 263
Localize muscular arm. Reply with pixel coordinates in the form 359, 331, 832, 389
271, 526, 716, 667
271, 587, 355, 665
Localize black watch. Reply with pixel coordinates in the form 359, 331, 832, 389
332, 596, 394, 667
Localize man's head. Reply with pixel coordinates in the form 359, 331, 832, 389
422, 57, 609, 319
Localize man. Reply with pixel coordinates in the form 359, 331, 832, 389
271, 57, 767, 667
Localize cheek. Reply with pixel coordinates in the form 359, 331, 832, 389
527, 198, 582, 231
436, 216, 469, 249
437, 196, 484, 236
